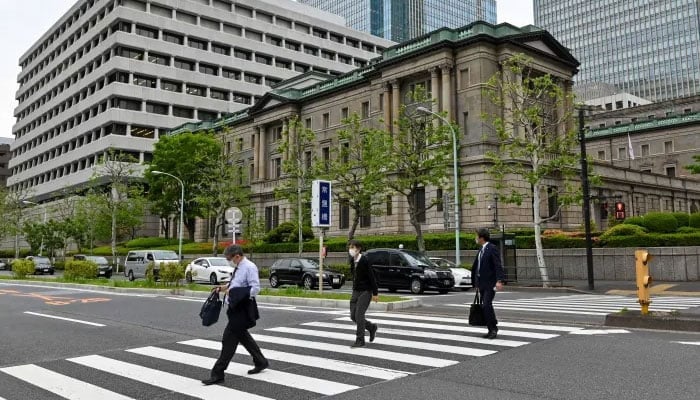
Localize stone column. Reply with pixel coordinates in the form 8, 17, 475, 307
282, 118, 289, 163
391, 80, 400, 133
430, 67, 440, 127
440, 64, 452, 120
258, 127, 266, 180
383, 83, 391, 132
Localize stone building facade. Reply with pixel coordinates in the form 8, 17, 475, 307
171, 22, 700, 241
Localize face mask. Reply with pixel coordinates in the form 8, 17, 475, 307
349, 248, 357, 257
475, 238, 480, 245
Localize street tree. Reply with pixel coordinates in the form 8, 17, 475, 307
22, 222, 43, 255
324, 113, 391, 239
146, 132, 220, 241
482, 54, 582, 287
3, 186, 34, 258
242, 207, 266, 261
194, 130, 251, 255
276, 116, 320, 254
687, 155, 700, 174
384, 88, 456, 252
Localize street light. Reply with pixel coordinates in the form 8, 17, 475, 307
577, 105, 600, 290
22, 200, 47, 256
416, 106, 461, 267
152, 171, 184, 261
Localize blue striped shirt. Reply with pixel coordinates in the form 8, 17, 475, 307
227, 257, 260, 299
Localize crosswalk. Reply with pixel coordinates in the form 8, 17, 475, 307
445, 294, 700, 316
0, 312, 586, 400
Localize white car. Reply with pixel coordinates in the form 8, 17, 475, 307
430, 257, 472, 290
185, 257, 234, 285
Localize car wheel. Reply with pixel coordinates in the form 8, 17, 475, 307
49, 270, 54, 275
210, 273, 218, 285
269, 274, 280, 288
105, 272, 112, 279
302, 275, 314, 290
410, 278, 424, 294
331, 284, 342, 289
185, 272, 192, 283
127, 270, 135, 281
438, 289, 450, 294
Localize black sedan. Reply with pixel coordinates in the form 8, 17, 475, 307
269, 258, 345, 289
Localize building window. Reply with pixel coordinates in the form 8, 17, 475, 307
339, 200, 350, 230
361, 101, 370, 118
275, 59, 291, 69
147, 52, 169, 65
304, 46, 318, 56
436, 188, 443, 212
341, 107, 349, 120
210, 89, 228, 101
133, 75, 156, 88
222, 68, 241, 80
272, 158, 282, 178
305, 118, 312, 129
321, 50, 335, 60
237, 138, 244, 151
188, 37, 207, 50
360, 207, 371, 228
244, 73, 262, 84
414, 187, 426, 223
232, 93, 251, 104
107, 71, 129, 83
146, 102, 167, 115
285, 41, 300, 51
322, 147, 330, 171
294, 63, 309, 73
172, 106, 194, 118
130, 125, 155, 139
618, 147, 626, 160
174, 58, 194, 71
111, 97, 141, 111
256, 54, 272, 65
304, 151, 312, 173
198, 110, 217, 121
665, 166, 676, 177
597, 150, 605, 160
211, 43, 230, 55
386, 195, 392, 216
547, 186, 559, 219
186, 85, 205, 97
161, 80, 182, 93
116, 47, 143, 60
641, 144, 650, 157
322, 113, 330, 129
265, 206, 279, 231
135, 25, 158, 38
272, 126, 283, 142
163, 31, 184, 45
338, 54, 351, 64
234, 49, 251, 60
199, 63, 218, 76
267, 35, 282, 46
664, 141, 673, 153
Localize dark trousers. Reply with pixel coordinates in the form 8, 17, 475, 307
211, 311, 267, 378
350, 290, 374, 339
479, 285, 498, 332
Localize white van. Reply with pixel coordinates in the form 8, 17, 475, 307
123, 250, 180, 281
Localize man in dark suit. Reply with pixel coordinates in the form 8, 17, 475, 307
471, 228, 505, 339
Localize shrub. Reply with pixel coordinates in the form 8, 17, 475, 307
671, 212, 690, 228
264, 222, 314, 243
690, 213, 700, 228
145, 262, 156, 284
643, 212, 678, 233
624, 216, 645, 227
158, 262, 185, 286
11, 259, 35, 278
326, 263, 352, 277
64, 261, 99, 280
676, 226, 700, 234
599, 224, 647, 241
125, 237, 187, 249
603, 233, 700, 247
53, 261, 66, 270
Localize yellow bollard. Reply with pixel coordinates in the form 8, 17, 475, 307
634, 249, 653, 315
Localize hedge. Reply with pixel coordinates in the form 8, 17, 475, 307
690, 213, 700, 228
642, 212, 678, 233
64, 260, 99, 280
124, 237, 191, 249
599, 224, 647, 241
603, 233, 700, 247
514, 235, 588, 249
624, 216, 645, 228
11, 259, 35, 278
671, 212, 690, 228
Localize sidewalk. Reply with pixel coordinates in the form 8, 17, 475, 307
508, 279, 700, 297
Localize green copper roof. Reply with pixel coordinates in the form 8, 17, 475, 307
585, 112, 700, 139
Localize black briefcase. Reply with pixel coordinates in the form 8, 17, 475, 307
468, 290, 486, 326
200, 291, 222, 327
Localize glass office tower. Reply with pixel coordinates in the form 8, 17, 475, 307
534, 0, 700, 102
299, 0, 496, 43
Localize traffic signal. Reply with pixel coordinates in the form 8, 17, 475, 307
614, 202, 626, 220
634, 250, 653, 315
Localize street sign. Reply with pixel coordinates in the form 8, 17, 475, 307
225, 207, 243, 224
311, 180, 332, 228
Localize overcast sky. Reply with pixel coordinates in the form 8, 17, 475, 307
0, 0, 534, 139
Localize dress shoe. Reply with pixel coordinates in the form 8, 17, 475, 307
368, 324, 378, 342
247, 361, 269, 375
201, 376, 224, 385
351, 339, 366, 348
482, 331, 498, 339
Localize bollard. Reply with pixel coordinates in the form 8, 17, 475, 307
634, 249, 653, 315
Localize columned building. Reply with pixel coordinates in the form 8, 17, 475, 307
171, 21, 700, 241
8, 0, 393, 207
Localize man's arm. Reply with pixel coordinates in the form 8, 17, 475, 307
247, 263, 261, 297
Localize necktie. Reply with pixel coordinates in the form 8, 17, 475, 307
477, 246, 484, 276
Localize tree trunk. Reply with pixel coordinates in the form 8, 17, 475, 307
406, 192, 425, 252
186, 217, 196, 242
348, 214, 360, 240
212, 214, 220, 256
111, 203, 118, 273
532, 185, 551, 287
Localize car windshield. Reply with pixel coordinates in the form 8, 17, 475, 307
299, 259, 320, 269
208, 258, 230, 267
402, 251, 435, 267
87, 256, 108, 264
32, 257, 50, 264
153, 251, 179, 260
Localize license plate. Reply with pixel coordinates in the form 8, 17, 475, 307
99, 271, 105, 275
44, 269, 50, 272
444, 279, 451, 285
332, 278, 340, 284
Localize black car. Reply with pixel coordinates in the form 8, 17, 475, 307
269, 258, 345, 289
364, 248, 454, 294
26, 256, 55, 275
73, 255, 113, 278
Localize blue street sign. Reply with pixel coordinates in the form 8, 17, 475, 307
311, 180, 332, 227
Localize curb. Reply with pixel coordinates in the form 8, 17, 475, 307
0, 280, 420, 311
604, 312, 700, 332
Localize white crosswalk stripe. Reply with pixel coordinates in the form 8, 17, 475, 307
443, 294, 700, 316
0, 312, 575, 400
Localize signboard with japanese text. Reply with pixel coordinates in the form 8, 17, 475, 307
311, 180, 332, 227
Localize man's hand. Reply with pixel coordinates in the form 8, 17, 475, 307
372, 295, 379, 303
495, 281, 504, 291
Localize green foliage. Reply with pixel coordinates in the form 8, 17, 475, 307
53, 261, 66, 270
145, 262, 156, 284
64, 261, 99, 280
603, 233, 700, 247
158, 262, 185, 286
326, 263, 352, 277
686, 154, 700, 174
676, 226, 700, 234
125, 237, 184, 248
514, 235, 587, 249
22, 222, 44, 255
690, 213, 700, 228
264, 222, 314, 243
599, 224, 647, 241
642, 212, 679, 233
623, 216, 645, 227
12, 259, 35, 278
671, 212, 690, 227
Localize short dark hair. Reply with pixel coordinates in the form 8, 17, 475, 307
476, 228, 491, 242
348, 239, 363, 251
223, 244, 244, 257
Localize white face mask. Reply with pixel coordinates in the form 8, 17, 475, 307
349, 248, 357, 258
475, 237, 480, 245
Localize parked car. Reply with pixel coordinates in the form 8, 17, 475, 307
73, 255, 113, 278
430, 257, 472, 290
123, 250, 180, 281
0, 259, 10, 270
269, 258, 346, 289
185, 257, 235, 284
364, 249, 454, 294
26, 256, 54, 275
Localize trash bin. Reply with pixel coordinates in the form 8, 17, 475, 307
490, 232, 516, 283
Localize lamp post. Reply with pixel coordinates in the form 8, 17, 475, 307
152, 171, 184, 261
416, 106, 461, 266
577, 106, 597, 290
22, 200, 47, 256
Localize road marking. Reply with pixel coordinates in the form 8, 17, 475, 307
252, 334, 457, 367
0, 282, 156, 297
265, 327, 496, 357
0, 364, 134, 400
674, 341, 700, 346
492, 306, 608, 316
23, 311, 105, 327
367, 312, 582, 332
302, 321, 530, 347
180, 339, 411, 380
569, 329, 629, 335
127, 346, 358, 396
341, 317, 558, 339
68, 355, 273, 400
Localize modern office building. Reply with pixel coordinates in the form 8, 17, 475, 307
298, 0, 496, 42
534, 0, 700, 102
8, 0, 394, 203
0, 138, 11, 188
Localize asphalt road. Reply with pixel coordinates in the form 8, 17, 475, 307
0, 281, 698, 399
